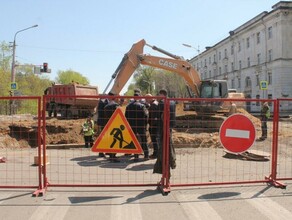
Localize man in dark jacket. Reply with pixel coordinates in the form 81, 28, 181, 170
96, 97, 109, 157
125, 92, 149, 161
153, 89, 176, 175
104, 93, 120, 162
145, 94, 160, 159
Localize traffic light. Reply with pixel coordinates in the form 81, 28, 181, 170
43, 62, 48, 72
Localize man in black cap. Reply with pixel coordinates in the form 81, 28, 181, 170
153, 89, 176, 175
134, 88, 141, 95
125, 90, 149, 161
104, 92, 120, 162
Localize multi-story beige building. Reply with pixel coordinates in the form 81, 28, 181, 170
189, 1, 292, 112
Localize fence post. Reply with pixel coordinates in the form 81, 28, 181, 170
266, 99, 286, 188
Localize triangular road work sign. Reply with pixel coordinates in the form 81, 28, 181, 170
91, 108, 143, 154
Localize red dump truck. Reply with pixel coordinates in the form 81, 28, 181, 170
44, 83, 98, 118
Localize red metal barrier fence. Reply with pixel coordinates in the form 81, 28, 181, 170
1, 95, 291, 196
42, 95, 163, 191
0, 96, 42, 193
275, 99, 292, 182
170, 98, 278, 188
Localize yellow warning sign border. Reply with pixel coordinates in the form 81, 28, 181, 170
91, 108, 143, 154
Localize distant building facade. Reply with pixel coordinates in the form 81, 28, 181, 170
189, 1, 292, 113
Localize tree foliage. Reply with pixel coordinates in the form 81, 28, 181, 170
0, 41, 90, 114
130, 66, 188, 97
55, 69, 89, 85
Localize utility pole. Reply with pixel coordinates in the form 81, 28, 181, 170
10, 24, 38, 93
10, 24, 38, 115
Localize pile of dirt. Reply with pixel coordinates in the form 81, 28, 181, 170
0, 117, 85, 148
0, 105, 262, 150
173, 131, 221, 148
45, 118, 84, 144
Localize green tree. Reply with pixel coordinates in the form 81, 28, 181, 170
55, 69, 89, 85
0, 41, 11, 73
133, 67, 157, 95
0, 41, 11, 96
130, 66, 188, 97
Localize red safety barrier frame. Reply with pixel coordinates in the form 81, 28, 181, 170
274, 98, 292, 183
3, 95, 290, 197
41, 95, 166, 194
0, 96, 43, 195
167, 98, 287, 190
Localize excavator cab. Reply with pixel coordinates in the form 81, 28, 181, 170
200, 80, 228, 99
184, 80, 228, 113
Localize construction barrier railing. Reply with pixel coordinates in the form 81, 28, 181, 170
0, 96, 43, 195
169, 97, 287, 189
1, 95, 291, 196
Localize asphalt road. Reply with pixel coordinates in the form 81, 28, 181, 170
0, 183, 292, 220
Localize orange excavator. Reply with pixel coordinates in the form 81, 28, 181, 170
104, 39, 243, 113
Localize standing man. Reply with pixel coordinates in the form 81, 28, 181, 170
257, 102, 270, 141
125, 91, 149, 162
82, 115, 95, 148
96, 97, 109, 157
153, 89, 176, 174
145, 94, 159, 159
104, 93, 120, 162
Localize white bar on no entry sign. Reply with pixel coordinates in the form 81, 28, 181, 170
226, 129, 250, 139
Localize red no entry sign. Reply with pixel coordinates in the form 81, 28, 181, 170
219, 114, 256, 153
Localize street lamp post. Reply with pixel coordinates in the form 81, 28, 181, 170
182, 43, 201, 75
11, 24, 38, 89
10, 25, 38, 115
182, 43, 200, 55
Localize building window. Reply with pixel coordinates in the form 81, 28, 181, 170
224, 48, 227, 57
239, 60, 242, 69
209, 57, 211, 64
245, 77, 251, 88
238, 42, 241, 52
209, 70, 211, 78
246, 37, 250, 48
219, 52, 221, 60
231, 62, 234, 71
213, 54, 216, 62
238, 77, 241, 88
204, 59, 207, 67
257, 53, 261, 65
231, 45, 234, 55
268, 94, 273, 106
268, 26, 273, 39
256, 74, 260, 86
224, 64, 228, 73
231, 79, 235, 88
268, 49, 273, 62
219, 67, 222, 75
256, 32, 260, 44
247, 57, 250, 67
256, 94, 260, 106
268, 72, 272, 85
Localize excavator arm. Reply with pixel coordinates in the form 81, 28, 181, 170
106, 39, 201, 96
139, 55, 201, 97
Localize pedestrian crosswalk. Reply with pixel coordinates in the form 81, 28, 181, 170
175, 193, 221, 219
0, 185, 291, 220
28, 194, 70, 220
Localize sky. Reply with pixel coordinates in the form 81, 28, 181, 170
1, 0, 280, 94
